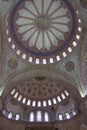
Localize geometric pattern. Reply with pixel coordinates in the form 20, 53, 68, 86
6, 0, 82, 64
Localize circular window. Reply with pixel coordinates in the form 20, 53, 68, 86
6, 0, 82, 64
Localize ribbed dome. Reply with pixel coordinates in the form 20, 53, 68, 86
6, 0, 82, 64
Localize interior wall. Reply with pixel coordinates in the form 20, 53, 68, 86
25, 127, 53, 130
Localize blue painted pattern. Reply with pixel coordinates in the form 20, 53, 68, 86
10, 0, 77, 57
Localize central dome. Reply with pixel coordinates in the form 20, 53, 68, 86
6, 0, 82, 64
16, 0, 70, 51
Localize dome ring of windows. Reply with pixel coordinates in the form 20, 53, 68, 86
2, 108, 78, 122
10, 88, 70, 107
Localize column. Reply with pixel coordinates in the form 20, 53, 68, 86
79, 96, 87, 126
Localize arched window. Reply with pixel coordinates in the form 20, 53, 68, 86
30, 112, 34, 122
22, 97, 26, 104
53, 98, 57, 104
2, 110, 8, 117
14, 92, 19, 98
8, 112, 13, 119
2, 110, 6, 115
36, 111, 42, 122
64, 90, 69, 96
18, 95, 22, 101
48, 100, 52, 106
71, 109, 77, 116
58, 114, 63, 121
65, 112, 70, 119
32, 101, 36, 107
37, 101, 41, 107
44, 112, 49, 122
43, 101, 47, 107
57, 96, 61, 102
61, 93, 66, 99
11, 89, 16, 95
27, 99, 31, 106
15, 114, 21, 120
